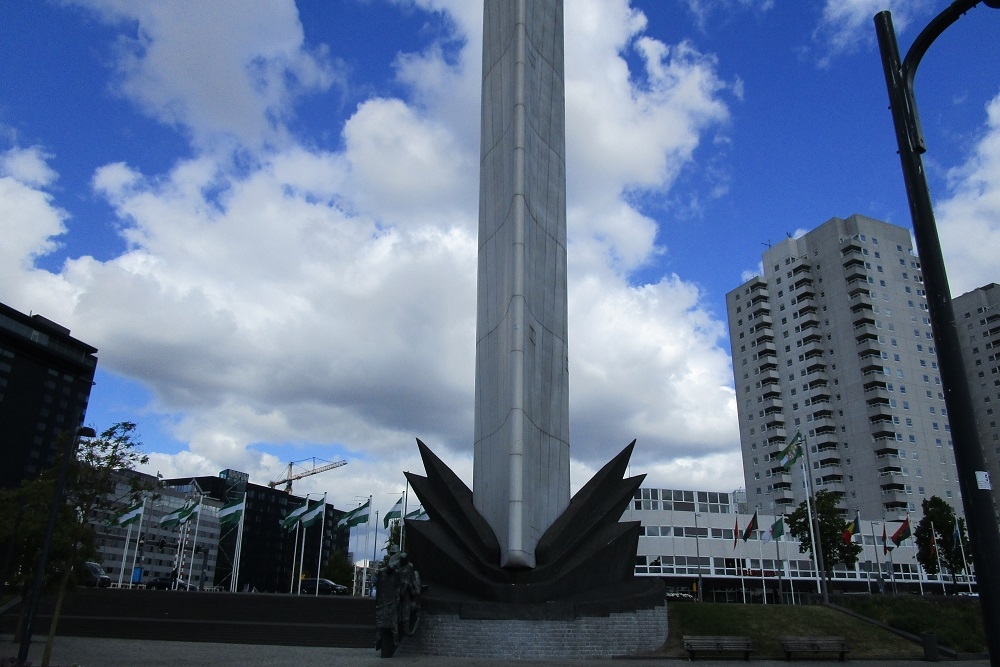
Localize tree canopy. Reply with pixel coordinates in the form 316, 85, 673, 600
914, 495, 968, 577
786, 489, 863, 575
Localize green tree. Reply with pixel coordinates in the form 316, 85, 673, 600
321, 549, 354, 589
786, 489, 863, 575
914, 495, 968, 583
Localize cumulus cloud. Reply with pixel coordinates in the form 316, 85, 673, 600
937, 91, 1000, 295
812, 0, 934, 67
1, 1, 744, 507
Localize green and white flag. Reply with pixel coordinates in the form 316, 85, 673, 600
178, 500, 200, 525
384, 496, 404, 528
300, 498, 326, 529
280, 500, 311, 531
116, 501, 144, 527
763, 517, 784, 543
217, 497, 245, 527
404, 506, 427, 521
779, 430, 804, 470
336, 499, 370, 529
160, 502, 195, 529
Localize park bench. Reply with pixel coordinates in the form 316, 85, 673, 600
779, 636, 851, 661
683, 635, 753, 660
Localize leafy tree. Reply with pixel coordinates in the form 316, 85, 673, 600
786, 489, 863, 575
914, 495, 968, 583
322, 549, 355, 588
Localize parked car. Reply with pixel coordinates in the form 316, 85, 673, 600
299, 578, 348, 595
82, 561, 111, 588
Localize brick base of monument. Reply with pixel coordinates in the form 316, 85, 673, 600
394, 602, 668, 659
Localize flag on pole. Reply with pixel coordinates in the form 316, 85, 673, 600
779, 430, 804, 470
336, 499, 371, 529
384, 496, 404, 528
882, 525, 888, 555
281, 500, 312, 531
116, 502, 144, 527
178, 500, 200, 525
160, 502, 195, 529
891, 517, 912, 547
218, 497, 245, 527
742, 511, 758, 542
733, 517, 740, 549
300, 498, 326, 528
763, 517, 784, 543
404, 506, 427, 521
842, 511, 860, 544
952, 519, 961, 546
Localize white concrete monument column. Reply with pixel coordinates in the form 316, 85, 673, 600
473, 0, 570, 569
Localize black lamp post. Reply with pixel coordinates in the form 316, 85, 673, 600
875, 2, 1000, 663
16, 426, 96, 666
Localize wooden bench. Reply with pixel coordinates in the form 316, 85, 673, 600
683, 635, 753, 660
779, 636, 851, 661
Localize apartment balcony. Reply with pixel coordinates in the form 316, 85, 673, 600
809, 417, 836, 432
761, 384, 781, 400
853, 311, 876, 328
871, 423, 898, 439
814, 424, 837, 438
764, 431, 788, 447
863, 385, 891, 402
840, 237, 863, 255
860, 361, 885, 376
793, 275, 814, 291
760, 396, 783, 412
875, 445, 900, 458
747, 277, 768, 295
807, 385, 832, 402
757, 368, 780, 384
818, 480, 846, 495
764, 417, 785, 432
807, 377, 830, 391
754, 329, 775, 345
867, 401, 894, 420
815, 438, 838, 454
754, 340, 777, 356
796, 285, 816, 300
883, 497, 908, 512
751, 302, 770, 319
863, 377, 888, 392
756, 359, 778, 373
847, 283, 871, 298
856, 335, 881, 357
844, 265, 868, 283
878, 471, 905, 486
797, 311, 821, 328
801, 340, 824, 358
772, 488, 796, 503
842, 255, 866, 270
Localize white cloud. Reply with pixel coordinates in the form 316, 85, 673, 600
70, 0, 340, 152
813, 0, 934, 67
937, 91, 1000, 295
2, 1, 744, 508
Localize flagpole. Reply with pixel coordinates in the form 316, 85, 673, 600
118, 522, 133, 588
871, 520, 884, 594
187, 498, 203, 589
799, 454, 823, 597
363, 496, 372, 596
315, 493, 327, 596
956, 519, 973, 594
232, 492, 247, 592
297, 514, 307, 595
400, 482, 409, 553
758, 531, 766, 605
931, 520, 946, 594
128, 498, 147, 589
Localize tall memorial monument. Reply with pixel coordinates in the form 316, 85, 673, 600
402, 4, 665, 656
472, 0, 571, 570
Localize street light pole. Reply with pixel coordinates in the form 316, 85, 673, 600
875, 4, 1000, 663
17, 426, 96, 666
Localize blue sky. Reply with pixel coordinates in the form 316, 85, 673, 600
2, 0, 998, 533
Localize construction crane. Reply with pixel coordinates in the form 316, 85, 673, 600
268, 457, 347, 493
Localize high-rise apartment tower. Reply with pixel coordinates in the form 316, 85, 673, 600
952, 283, 1000, 514
727, 215, 962, 521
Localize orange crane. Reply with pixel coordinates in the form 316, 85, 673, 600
268, 457, 347, 493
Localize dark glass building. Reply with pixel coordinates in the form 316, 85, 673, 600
0, 302, 98, 489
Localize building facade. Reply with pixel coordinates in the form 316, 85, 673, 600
952, 283, 1000, 514
0, 302, 98, 489
726, 215, 962, 523
627, 487, 973, 601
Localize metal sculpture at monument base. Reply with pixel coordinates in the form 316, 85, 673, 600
396, 438, 667, 659
373, 551, 423, 658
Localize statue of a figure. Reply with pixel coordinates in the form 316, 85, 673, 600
374, 550, 423, 658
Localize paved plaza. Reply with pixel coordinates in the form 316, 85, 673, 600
4, 635, 991, 667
